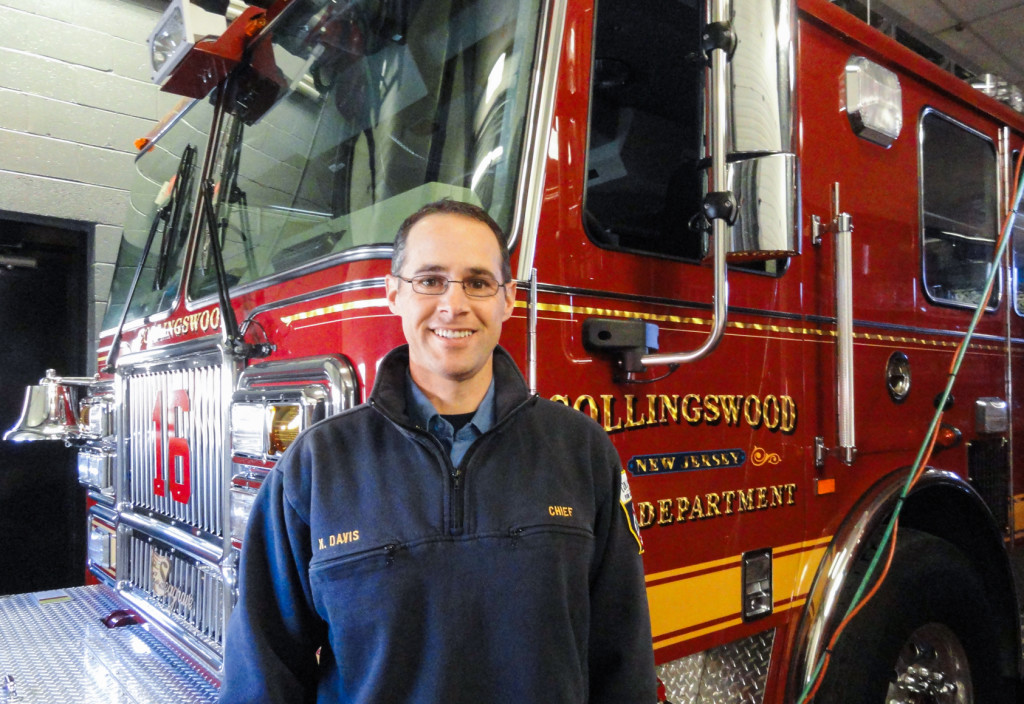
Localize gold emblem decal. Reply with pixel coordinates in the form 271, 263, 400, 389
750, 446, 782, 467
149, 548, 195, 612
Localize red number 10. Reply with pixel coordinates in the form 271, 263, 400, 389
153, 390, 192, 504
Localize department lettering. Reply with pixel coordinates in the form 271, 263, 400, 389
637, 482, 797, 528
551, 392, 797, 435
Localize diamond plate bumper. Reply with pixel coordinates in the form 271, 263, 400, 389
657, 629, 774, 703
0, 585, 218, 704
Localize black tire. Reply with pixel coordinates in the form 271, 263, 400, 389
813, 527, 1011, 704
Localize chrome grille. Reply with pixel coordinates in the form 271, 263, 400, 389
127, 360, 226, 536
129, 534, 225, 648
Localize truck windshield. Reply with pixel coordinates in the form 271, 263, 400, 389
101, 99, 212, 331
189, 0, 542, 300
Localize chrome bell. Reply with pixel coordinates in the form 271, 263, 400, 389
4, 370, 93, 443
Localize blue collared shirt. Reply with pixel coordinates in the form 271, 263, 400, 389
406, 374, 497, 466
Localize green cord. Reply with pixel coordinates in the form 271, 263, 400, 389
796, 170, 1024, 704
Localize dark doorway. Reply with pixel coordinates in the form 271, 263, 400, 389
0, 218, 88, 595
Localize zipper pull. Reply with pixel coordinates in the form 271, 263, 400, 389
451, 468, 462, 490
384, 544, 397, 566
509, 527, 523, 548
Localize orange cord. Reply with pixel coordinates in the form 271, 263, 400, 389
804, 144, 1024, 702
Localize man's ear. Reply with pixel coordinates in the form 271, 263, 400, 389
502, 280, 517, 322
385, 274, 401, 314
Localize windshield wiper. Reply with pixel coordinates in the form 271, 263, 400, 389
200, 179, 272, 359
154, 144, 197, 289
104, 144, 196, 373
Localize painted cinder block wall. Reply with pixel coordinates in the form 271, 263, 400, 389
0, 0, 168, 366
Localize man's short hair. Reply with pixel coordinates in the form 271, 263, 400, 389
391, 200, 512, 283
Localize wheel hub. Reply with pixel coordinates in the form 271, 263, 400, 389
886, 623, 972, 703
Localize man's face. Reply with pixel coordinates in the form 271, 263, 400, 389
386, 213, 516, 393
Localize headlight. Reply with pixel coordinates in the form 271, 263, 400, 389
230, 402, 267, 456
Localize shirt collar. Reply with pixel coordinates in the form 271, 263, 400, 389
405, 373, 497, 435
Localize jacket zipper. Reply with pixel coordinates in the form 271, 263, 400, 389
449, 467, 463, 535
370, 395, 536, 537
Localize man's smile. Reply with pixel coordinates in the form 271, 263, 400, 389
432, 328, 475, 339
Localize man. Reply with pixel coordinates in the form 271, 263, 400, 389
220, 200, 656, 703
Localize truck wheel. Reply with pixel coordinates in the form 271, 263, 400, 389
813, 528, 1010, 704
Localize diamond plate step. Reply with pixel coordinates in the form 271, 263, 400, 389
0, 585, 218, 704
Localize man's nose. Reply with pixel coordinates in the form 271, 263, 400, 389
437, 281, 471, 310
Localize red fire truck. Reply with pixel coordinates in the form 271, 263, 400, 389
4, 0, 1024, 701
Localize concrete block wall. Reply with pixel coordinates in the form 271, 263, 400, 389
0, 0, 169, 366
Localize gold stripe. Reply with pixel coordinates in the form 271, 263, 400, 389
653, 599, 807, 650
267, 295, 1010, 349
514, 301, 1007, 351
646, 541, 829, 645
647, 532, 831, 581
282, 297, 390, 326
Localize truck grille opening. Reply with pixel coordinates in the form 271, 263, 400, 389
127, 360, 227, 537
128, 533, 226, 648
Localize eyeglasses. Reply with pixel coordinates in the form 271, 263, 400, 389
396, 274, 506, 298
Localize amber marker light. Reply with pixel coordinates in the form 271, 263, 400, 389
935, 423, 962, 451
268, 404, 301, 455
816, 478, 837, 496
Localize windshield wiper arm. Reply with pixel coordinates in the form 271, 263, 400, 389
103, 202, 170, 373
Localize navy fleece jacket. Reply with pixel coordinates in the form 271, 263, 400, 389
220, 345, 656, 703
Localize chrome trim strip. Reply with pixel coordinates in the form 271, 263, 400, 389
528, 268, 538, 394
116, 337, 223, 371
242, 277, 386, 323
1000, 126, 1017, 542
89, 566, 117, 588
185, 247, 393, 315
514, 0, 567, 281
236, 355, 358, 416
90, 501, 118, 525
120, 511, 223, 567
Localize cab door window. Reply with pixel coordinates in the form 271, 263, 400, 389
583, 0, 705, 261
920, 110, 1000, 309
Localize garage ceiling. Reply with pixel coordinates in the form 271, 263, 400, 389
873, 0, 1024, 92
